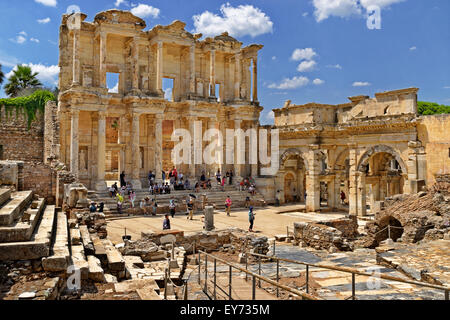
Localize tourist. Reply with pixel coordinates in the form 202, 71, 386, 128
162, 170, 166, 182
169, 199, 176, 218
245, 196, 251, 208
239, 180, 244, 192
171, 167, 178, 180
112, 182, 118, 193
340, 191, 346, 205
225, 196, 232, 216
179, 172, 184, 182
184, 179, 190, 190
152, 198, 158, 216
108, 185, 115, 198
148, 171, 153, 185
140, 198, 145, 213
187, 197, 194, 220
276, 190, 281, 206
206, 179, 212, 190
216, 170, 222, 185
116, 193, 124, 214
229, 170, 233, 185
89, 202, 97, 213
194, 182, 200, 193
249, 184, 256, 196
97, 202, 104, 213
163, 214, 171, 230
126, 182, 133, 195
144, 197, 151, 215
129, 190, 136, 208
120, 171, 126, 188
221, 176, 226, 191
248, 206, 255, 232
149, 183, 154, 195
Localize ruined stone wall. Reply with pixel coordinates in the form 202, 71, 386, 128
417, 114, 450, 186
0, 109, 45, 162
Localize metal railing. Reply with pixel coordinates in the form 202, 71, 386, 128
196, 250, 321, 300
248, 252, 450, 300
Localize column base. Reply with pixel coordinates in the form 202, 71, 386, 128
130, 179, 142, 190
95, 180, 107, 191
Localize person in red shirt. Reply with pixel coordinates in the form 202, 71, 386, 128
225, 196, 232, 216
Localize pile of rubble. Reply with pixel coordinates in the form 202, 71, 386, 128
358, 181, 450, 248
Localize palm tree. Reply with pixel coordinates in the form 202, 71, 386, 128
0, 64, 4, 86
4, 65, 42, 97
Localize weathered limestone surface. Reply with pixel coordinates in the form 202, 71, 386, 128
87, 255, 105, 282
42, 211, 70, 272
0, 191, 33, 226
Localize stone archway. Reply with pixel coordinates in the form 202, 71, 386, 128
357, 145, 406, 174
278, 149, 308, 204
280, 148, 309, 171
284, 172, 296, 203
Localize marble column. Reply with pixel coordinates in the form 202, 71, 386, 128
209, 49, 216, 97
305, 146, 321, 212
72, 30, 80, 86
252, 57, 258, 102
130, 113, 142, 189
218, 118, 226, 174
156, 41, 164, 95
70, 109, 79, 179
234, 120, 243, 180
234, 53, 241, 100
189, 45, 196, 95
154, 114, 163, 183
95, 111, 107, 190
132, 37, 139, 90
250, 121, 259, 178
348, 147, 358, 216
207, 120, 218, 176
327, 177, 336, 209
188, 116, 197, 179
357, 172, 367, 216
99, 32, 107, 88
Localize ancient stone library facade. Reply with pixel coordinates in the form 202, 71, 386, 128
1, 10, 449, 216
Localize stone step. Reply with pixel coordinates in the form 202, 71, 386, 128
0, 205, 56, 261
0, 191, 33, 226
79, 225, 94, 256
87, 255, 105, 283
91, 233, 107, 266
102, 239, 125, 274
42, 211, 70, 272
0, 198, 46, 243
0, 188, 11, 207
70, 244, 89, 280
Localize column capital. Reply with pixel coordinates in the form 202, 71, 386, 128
98, 110, 107, 119
157, 40, 163, 48
71, 109, 80, 117
186, 115, 197, 122
154, 113, 164, 120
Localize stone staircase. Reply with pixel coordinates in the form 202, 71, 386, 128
0, 188, 56, 261
87, 184, 267, 217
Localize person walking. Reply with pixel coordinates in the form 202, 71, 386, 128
129, 190, 136, 208
169, 199, 176, 218
225, 196, 232, 216
340, 191, 346, 205
152, 198, 158, 216
248, 206, 255, 232
187, 197, 194, 220
163, 214, 171, 230
216, 170, 222, 185
116, 193, 124, 214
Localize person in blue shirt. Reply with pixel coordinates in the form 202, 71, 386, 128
163, 214, 171, 230
248, 206, 255, 232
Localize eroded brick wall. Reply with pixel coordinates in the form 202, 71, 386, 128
0, 108, 45, 162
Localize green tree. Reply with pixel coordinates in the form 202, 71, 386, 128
4, 65, 42, 97
0, 64, 4, 86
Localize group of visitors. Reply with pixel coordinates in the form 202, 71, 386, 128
89, 201, 104, 213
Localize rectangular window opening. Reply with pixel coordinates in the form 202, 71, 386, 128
107, 73, 120, 94
163, 78, 174, 102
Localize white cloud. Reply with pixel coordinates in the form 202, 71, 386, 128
37, 17, 51, 24
266, 110, 275, 120
409, 46, 417, 51
130, 4, 160, 19
272, 56, 276, 60
115, 0, 128, 7
30, 38, 40, 43
291, 48, 317, 61
10, 35, 27, 44
352, 81, 371, 87
302, 12, 309, 17
327, 64, 343, 69
313, 0, 361, 22
444, 86, 450, 89
109, 82, 119, 93
19, 31, 27, 36
269, 76, 310, 90
312, 0, 405, 22
297, 60, 317, 72
313, 78, 325, 85
193, 3, 273, 38
7, 63, 59, 86
35, 0, 57, 7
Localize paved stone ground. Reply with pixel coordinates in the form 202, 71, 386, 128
377, 240, 450, 286
242, 245, 445, 300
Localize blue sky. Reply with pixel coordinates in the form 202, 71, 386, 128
0, 0, 449, 124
